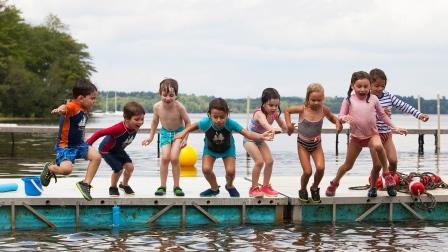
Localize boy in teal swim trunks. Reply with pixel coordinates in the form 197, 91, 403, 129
142, 78, 191, 196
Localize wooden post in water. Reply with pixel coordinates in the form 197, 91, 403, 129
246, 96, 250, 159
436, 94, 441, 155
417, 96, 424, 155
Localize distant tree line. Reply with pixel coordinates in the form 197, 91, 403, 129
1, 2, 446, 118
0, 2, 94, 117
99, 91, 447, 114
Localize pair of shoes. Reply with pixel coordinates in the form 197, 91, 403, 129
200, 187, 220, 197
384, 173, 397, 197
325, 181, 339, 197
310, 188, 321, 203
260, 184, 279, 197
298, 189, 309, 203
109, 186, 119, 197
225, 186, 240, 197
119, 183, 135, 195
155, 186, 166, 196
40, 162, 57, 187
249, 186, 263, 198
368, 187, 377, 198
173, 186, 185, 197
76, 181, 93, 201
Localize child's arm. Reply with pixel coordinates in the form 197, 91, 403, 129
390, 93, 429, 122
86, 123, 122, 145
174, 123, 199, 141
253, 110, 277, 134
178, 102, 191, 146
274, 113, 288, 133
284, 105, 304, 135
51, 104, 66, 115
323, 106, 343, 133
141, 106, 159, 146
375, 99, 407, 135
240, 128, 273, 141
338, 99, 352, 123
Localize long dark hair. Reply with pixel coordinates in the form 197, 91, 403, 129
260, 88, 281, 116
346, 71, 371, 104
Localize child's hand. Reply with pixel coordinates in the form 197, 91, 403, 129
174, 131, 187, 141
260, 131, 274, 141
419, 114, 429, 122
286, 123, 295, 136
336, 120, 343, 134
342, 115, 353, 123
394, 127, 408, 136
142, 137, 153, 146
51, 105, 66, 114
383, 107, 392, 117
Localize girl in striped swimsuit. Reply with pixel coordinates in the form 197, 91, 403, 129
284, 83, 342, 203
370, 68, 429, 176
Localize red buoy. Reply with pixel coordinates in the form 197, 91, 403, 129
409, 180, 425, 196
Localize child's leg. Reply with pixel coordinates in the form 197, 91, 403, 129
333, 143, 362, 184
310, 144, 325, 190
121, 162, 134, 186
368, 144, 383, 188
83, 146, 102, 184
202, 155, 218, 190
258, 143, 274, 186
223, 157, 236, 189
368, 135, 388, 174
383, 137, 398, 174
111, 170, 123, 187
297, 146, 312, 191
49, 161, 74, 175
244, 142, 264, 187
159, 145, 171, 187
169, 139, 182, 188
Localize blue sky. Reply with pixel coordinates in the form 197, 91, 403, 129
9, 0, 448, 99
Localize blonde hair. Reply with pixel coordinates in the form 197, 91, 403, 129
305, 83, 324, 106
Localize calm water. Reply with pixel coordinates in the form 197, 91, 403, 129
0, 113, 447, 250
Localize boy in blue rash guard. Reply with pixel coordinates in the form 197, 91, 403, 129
175, 98, 273, 197
86, 101, 145, 197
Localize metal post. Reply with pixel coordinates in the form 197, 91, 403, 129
246, 96, 250, 159
157, 132, 160, 158
418, 134, 424, 155
436, 94, 441, 155
335, 133, 339, 156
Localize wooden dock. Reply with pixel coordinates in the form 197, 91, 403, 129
1, 176, 448, 230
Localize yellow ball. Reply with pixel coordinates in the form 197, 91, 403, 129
179, 145, 198, 167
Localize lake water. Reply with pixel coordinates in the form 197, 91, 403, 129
0, 113, 447, 250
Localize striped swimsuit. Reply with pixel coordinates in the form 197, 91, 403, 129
297, 118, 323, 153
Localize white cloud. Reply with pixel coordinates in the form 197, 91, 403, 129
8, 0, 448, 98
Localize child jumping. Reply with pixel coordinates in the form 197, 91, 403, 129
284, 83, 342, 203
244, 88, 287, 198
86, 101, 145, 197
175, 98, 273, 197
325, 71, 407, 198
370, 68, 429, 175
142, 78, 191, 197
40, 79, 102, 201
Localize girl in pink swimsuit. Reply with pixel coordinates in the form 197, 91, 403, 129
325, 71, 407, 198
244, 88, 287, 198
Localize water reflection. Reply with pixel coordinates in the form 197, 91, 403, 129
2, 222, 448, 250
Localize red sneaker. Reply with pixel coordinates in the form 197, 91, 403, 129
261, 184, 279, 197
249, 186, 264, 198
325, 181, 339, 197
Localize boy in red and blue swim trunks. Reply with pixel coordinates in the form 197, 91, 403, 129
40, 79, 102, 201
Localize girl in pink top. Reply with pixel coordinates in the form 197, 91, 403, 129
244, 88, 287, 198
325, 71, 407, 198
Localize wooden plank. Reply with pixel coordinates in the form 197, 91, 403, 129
22, 202, 56, 228
400, 202, 423, 220
11, 203, 15, 231
356, 203, 382, 222
192, 202, 219, 224
147, 203, 175, 224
